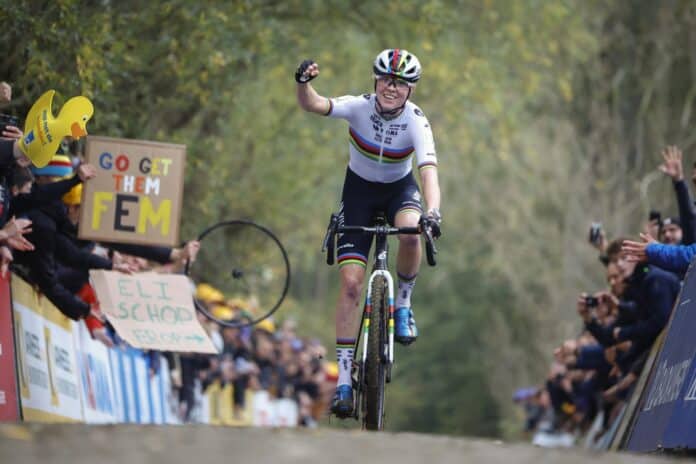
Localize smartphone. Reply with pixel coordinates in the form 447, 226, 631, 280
649, 210, 662, 223
588, 222, 602, 245
0, 113, 19, 135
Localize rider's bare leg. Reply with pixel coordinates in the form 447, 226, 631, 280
395, 210, 422, 305
335, 263, 366, 387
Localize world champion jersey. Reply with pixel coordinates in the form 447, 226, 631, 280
327, 94, 438, 183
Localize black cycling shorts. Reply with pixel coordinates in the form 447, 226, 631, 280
336, 167, 422, 268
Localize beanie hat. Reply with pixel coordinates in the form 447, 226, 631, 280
62, 183, 83, 206
30, 154, 73, 178
663, 217, 681, 227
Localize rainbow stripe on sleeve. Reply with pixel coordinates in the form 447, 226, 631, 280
418, 161, 438, 170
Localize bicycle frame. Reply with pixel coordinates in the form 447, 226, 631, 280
322, 212, 437, 429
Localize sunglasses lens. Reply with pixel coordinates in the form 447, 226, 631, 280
378, 76, 410, 88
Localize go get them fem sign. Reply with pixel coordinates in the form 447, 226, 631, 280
79, 136, 186, 247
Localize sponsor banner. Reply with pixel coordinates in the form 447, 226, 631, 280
117, 347, 138, 423
201, 381, 252, 426
108, 348, 126, 423
149, 356, 163, 424
74, 322, 118, 423
90, 270, 217, 353
252, 391, 275, 426
201, 386, 296, 427
159, 356, 179, 424
626, 264, 696, 451
251, 391, 298, 427
131, 348, 151, 423
274, 398, 299, 427
79, 136, 186, 247
0, 273, 19, 421
201, 381, 220, 425
12, 277, 82, 422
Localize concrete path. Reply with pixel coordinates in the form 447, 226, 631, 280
0, 424, 683, 464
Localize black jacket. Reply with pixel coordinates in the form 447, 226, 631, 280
14, 198, 112, 320
673, 179, 696, 245
0, 140, 16, 227
615, 264, 680, 349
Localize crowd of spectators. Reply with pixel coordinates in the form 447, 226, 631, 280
1, 82, 334, 426
175, 286, 336, 426
515, 145, 694, 447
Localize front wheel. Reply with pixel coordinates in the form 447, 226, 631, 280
185, 220, 290, 328
364, 275, 387, 431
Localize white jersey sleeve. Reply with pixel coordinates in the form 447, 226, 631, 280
327, 94, 371, 123
409, 105, 438, 169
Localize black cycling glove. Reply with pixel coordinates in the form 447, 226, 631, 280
295, 59, 316, 84
426, 209, 442, 239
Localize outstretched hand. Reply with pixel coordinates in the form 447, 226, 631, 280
622, 232, 657, 263
2, 217, 34, 251
658, 145, 684, 181
77, 163, 97, 181
2, 216, 32, 239
182, 240, 201, 263
112, 262, 135, 274
171, 240, 201, 265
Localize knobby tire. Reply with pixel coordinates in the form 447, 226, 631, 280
364, 275, 387, 431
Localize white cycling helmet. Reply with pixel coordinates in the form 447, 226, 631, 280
373, 49, 422, 83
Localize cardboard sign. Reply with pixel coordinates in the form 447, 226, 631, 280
79, 136, 186, 247
90, 270, 217, 354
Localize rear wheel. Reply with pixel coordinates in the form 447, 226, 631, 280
364, 275, 387, 431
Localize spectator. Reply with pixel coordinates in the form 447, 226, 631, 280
0, 134, 34, 275
526, 228, 680, 444
12, 154, 130, 320
624, 232, 696, 276
658, 145, 695, 244
0, 82, 11, 104
660, 217, 683, 245
604, 238, 679, 356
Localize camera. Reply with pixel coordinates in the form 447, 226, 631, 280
0, 113, 19, 135
649, 210, 662, 225
588, 222, 602, 246
585, 296, 599, 308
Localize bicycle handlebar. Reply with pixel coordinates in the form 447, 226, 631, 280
321, 213, 438, 266
337, 225, 420, 235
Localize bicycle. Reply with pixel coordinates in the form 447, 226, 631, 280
185, 220, 291, 328
322, 212, 438, 431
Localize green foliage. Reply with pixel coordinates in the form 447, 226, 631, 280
4, 0, 690, 439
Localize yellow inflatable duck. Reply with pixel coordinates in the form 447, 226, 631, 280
18, 89, 94, 168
